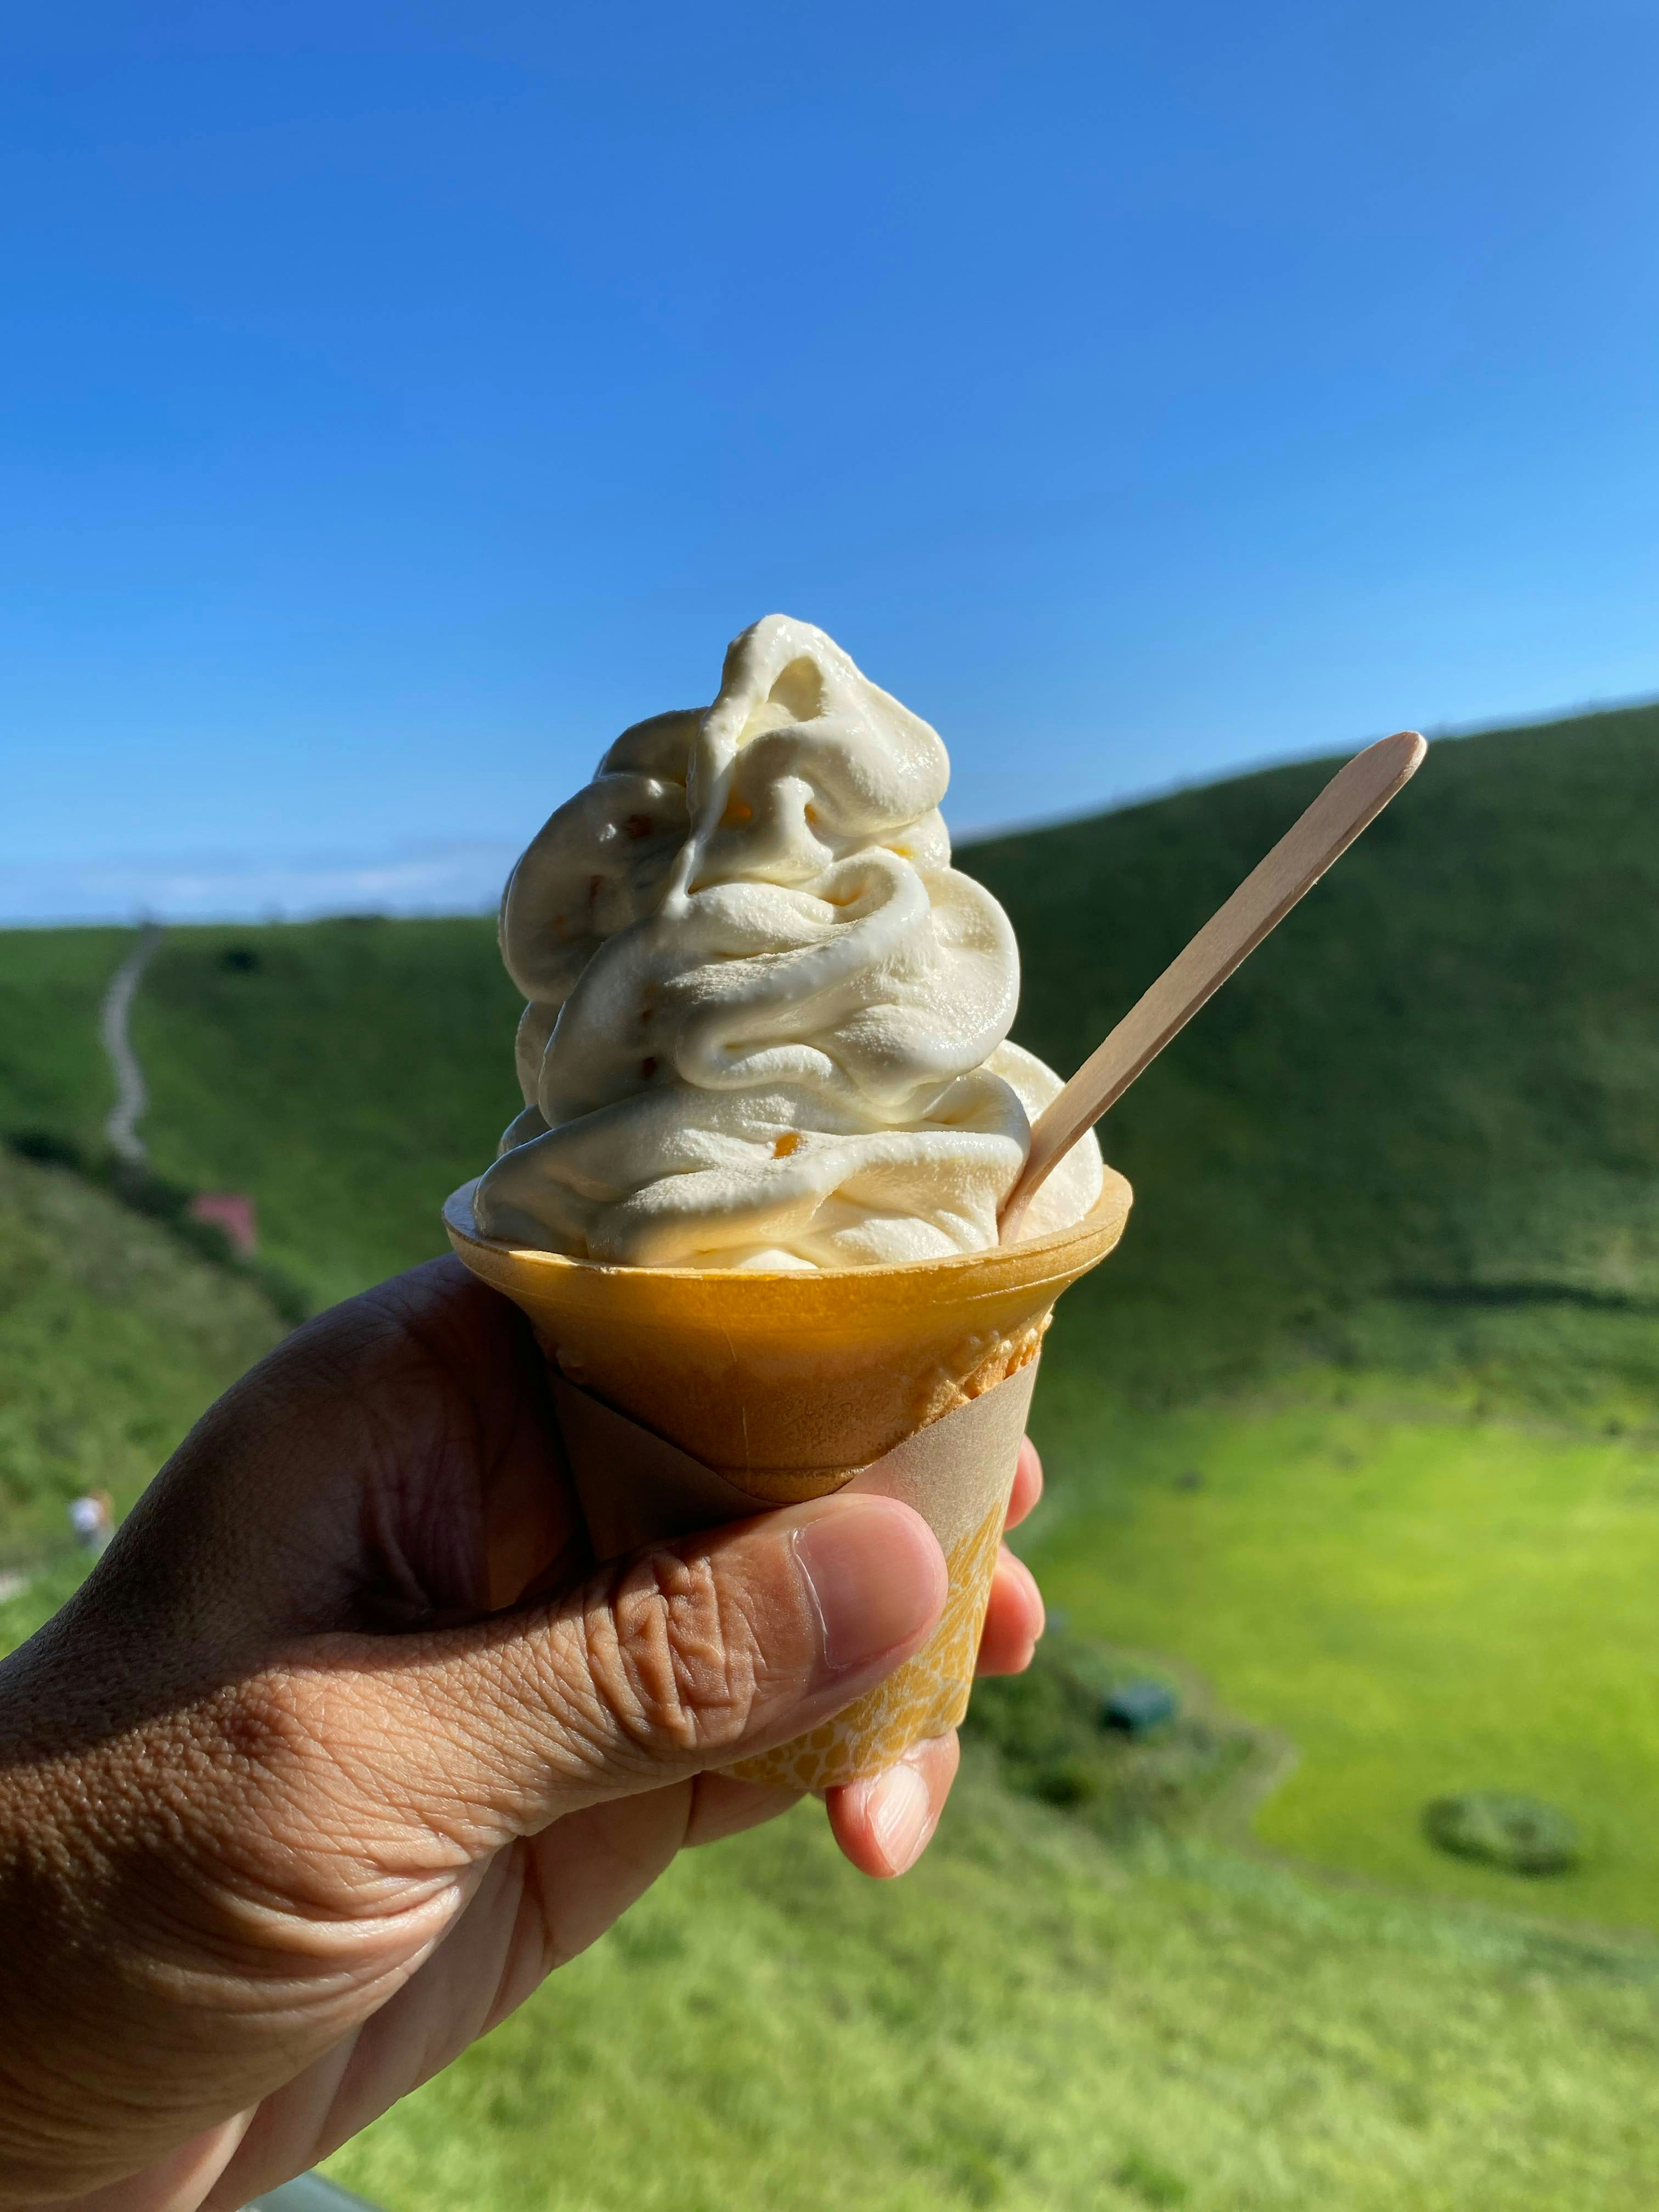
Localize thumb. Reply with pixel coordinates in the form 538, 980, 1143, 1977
369, 1493, 948, 1840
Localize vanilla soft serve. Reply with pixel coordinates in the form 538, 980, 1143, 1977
474, 616, 1103, 1268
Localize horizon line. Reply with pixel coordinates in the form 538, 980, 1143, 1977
4, 687, 1654, 931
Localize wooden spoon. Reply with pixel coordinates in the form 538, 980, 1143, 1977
998, 729, 1427, 1244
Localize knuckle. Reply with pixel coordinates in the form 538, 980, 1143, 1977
205, 1664, 394, 1849
575, 1547, 767, 1761
219, 1665, 330, 1773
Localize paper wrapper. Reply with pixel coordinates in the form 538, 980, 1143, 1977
547, 1358, 1038, 1789
443, 1170, 1131, 1784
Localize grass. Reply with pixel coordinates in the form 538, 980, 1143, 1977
131, 916, 523, 1310
0, 915, 522, 1313
0, 1146, 284, 1583
324, 1755, 1659, 2212
1023, 1354, 1659, 1931
968, 699, 1659, 1398
960, 1627, 1267, 1842
14, 1162, 1659, 2211
0, 925, 126, 1153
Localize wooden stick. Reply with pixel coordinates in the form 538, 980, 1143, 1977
998, 730, 1427, 1243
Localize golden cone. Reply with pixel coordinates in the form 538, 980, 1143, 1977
442, 1173, 1131, 1492
442, 1170, 1132, 1786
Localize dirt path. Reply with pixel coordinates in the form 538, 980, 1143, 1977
101, 924, 164, 1164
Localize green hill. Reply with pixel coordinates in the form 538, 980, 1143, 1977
6, 699, 1659, 2206
7, 701, 1656, 1391
0, 1144, 285, 1641
325, 1766, 1659, 2212
973, 698, 1659, 1404
0, 916, 524, 1314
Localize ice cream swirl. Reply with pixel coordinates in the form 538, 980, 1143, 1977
475, 615, 1102, 1268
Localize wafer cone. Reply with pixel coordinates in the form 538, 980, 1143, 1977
442, 1170, 1131, 1788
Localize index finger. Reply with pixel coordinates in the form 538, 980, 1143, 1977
1004, 1436, 1043, 1531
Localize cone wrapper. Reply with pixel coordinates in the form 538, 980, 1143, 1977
443, 1170, 1132, 1784
547, 1359, 1038, 1789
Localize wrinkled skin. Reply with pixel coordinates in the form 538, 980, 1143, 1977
0, 1259, 1046, 2212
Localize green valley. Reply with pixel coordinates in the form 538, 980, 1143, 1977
1026, 1366, 1659, 1929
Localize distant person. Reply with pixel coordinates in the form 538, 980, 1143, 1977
0, 1259, 1046, 2209
66, 1489, 114, 1556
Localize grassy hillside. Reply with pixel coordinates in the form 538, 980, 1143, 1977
0, 927, 127, 1154
5, 701, 1656, 1388
325, 1761, 1659, 2212
136, 918, 523, 1312
1026, 1364, 1659, 1930
4, 704, 1659, 1920
6, 704, 1659, 2206
0, 915, 521, 1312
970, 699, 1659, 1402
0, 1145, 286, 1640
2, 1160, 1655, 2208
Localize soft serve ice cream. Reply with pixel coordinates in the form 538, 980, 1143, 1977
474, 616, 1103, 1269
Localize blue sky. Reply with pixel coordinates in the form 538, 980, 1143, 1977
3, 1, 1656, 920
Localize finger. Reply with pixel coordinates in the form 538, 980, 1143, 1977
975, 1547, 1045, 1676
363, 1493, 948, 1848
1004, 1436, 1043, 1531
824, 1733, 960, 1878
475, 1317, 586, 1611
683, 1770, 804, 1848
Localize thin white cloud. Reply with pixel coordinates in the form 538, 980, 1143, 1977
0, 842, 520, 927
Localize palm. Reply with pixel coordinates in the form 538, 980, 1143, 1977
214, 1798, 715, 2202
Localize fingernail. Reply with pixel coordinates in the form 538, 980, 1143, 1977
869, 1762, 932, 1875
1014, 1554, 1046, 1640
792, 1498, 944, 1675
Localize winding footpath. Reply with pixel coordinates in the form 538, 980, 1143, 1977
100, 923, 163, 1164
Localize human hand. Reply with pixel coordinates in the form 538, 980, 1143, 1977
0, 1258, 1045, 2211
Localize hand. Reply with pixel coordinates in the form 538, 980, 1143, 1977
0, 1257, 1046, 2212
